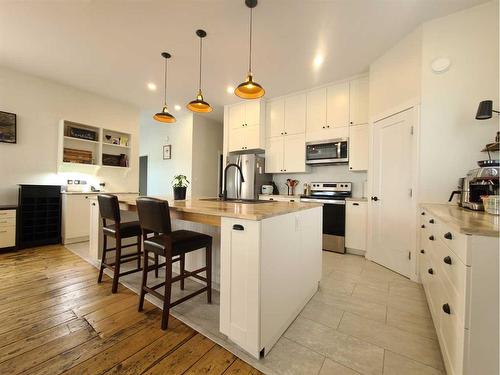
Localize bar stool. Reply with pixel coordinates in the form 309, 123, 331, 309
97, 194, 151, 293
136, 197, 212, 330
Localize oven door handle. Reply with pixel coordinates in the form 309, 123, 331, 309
300, 198, 346, 205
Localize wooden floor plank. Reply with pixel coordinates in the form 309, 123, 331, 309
0, 245, 262, 375
223, 359, 263, 375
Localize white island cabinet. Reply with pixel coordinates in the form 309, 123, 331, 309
88, 196, 322, 359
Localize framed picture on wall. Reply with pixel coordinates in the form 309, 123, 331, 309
0, 111, 16, 144
163, 145, 171, 160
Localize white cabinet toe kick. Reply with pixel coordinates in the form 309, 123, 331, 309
220, 207, 322, 358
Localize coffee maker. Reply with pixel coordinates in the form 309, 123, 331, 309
461, 167, 499, 211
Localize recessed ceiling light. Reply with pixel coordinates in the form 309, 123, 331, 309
226, 86, 234, 94
313, 55, 324, 69
147, 82, 157, 91
174, 105, 181, 111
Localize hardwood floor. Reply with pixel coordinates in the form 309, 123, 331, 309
0, 245, 262, 375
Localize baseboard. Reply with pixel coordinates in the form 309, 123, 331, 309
346, 248, 366, 256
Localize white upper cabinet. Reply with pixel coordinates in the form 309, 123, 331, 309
306, 88, 327, 136
349, 76, 369, 125
227, 99, 265, 152
266, 99, 285, 138
326, 82, 350, 128
284, 93, 306, 136
349, 124, 369, 171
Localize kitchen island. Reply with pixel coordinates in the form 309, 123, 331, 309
89, 196, 322, 358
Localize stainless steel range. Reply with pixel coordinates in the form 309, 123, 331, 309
301, 182, 352, 253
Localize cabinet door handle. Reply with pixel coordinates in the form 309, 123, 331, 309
443, 256, 452, 265
284, 132, 287, 135
428, 268, 434, 275
444, 232, 452, 240
429, 235, 435, 241
420, 249, 425, 254
421, 212, 425, 216
92, 203, 96, 206
371, 196, 379, 201
290, 199, 295, 202
322, 126, 325, 129
269, 198, 274, 201
353, 203, 359, 206
327, 125, 330, 128
442, 303, 451, 314
232, 224, 244, 231
421, 224, 425, 228
429, 219, 435, 224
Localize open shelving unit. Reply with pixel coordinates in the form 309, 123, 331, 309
57, 120, 132, 173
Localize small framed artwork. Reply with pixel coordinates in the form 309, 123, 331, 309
163, 145, 171, 160
0, 111, 17, 144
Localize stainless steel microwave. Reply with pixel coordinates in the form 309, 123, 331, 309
306, 138, 349, 165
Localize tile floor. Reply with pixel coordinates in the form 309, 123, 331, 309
66, 243, 445, 375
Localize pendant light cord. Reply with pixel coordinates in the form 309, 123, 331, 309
248, 7, 253, 73
198, 36, 203, 91
163, 57, 168, 106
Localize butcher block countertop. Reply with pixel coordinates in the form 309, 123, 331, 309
421, 203, 499, 237
91, 195, 322, 222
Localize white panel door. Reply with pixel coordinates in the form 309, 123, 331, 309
265, 137, 284, 173
369, 109, 414, 277
229, 103, 245, 129
326, 82, 350, 128
349, 76, 369, 125
283, 134, 306, 173
266, 99, 285, 138
349, 124, 369, 171
306, 88, 327, 137
284, 93, 306, 136
245, 101, 261, 127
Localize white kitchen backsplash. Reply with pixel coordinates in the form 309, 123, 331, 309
272, 165, 367, 197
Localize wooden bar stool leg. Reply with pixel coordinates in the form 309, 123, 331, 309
139, 248, 149, 312
154, 254, 159, 278
136, 235, 142, 270
180, 253, 185, 290
161, 255, 173, 330
98, 235, 108, 283
206, 243, 212, 304
112, 236, 122, 293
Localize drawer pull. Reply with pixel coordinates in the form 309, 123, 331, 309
232, 224, 244, 231
443, 256, 452, 265
353, 203, 359, 206
269, 198, 274, 201
420, 249, 425, 254
421, 224, 425, 228
429, 219, 435, 224
428, 268, 434, 275
290, 199, 295, 202
421, 212, 425, 216
442, 303, 451, 315
428, 235, 435, 241
444, 232, 453, 240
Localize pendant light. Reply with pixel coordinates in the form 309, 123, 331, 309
153, 52, 176, 123
234, 0, 265, 99
187, 29, 212, 113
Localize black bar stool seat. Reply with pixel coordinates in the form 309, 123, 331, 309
103, 221, 142, 237
136, 197, 212, 330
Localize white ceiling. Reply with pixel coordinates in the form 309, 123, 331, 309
0, 0, 489, 120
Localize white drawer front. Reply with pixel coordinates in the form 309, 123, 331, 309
0, 217, 16, 227
0, 210, 16, 219
0, 226, 16, 248
438, 223, 469, 265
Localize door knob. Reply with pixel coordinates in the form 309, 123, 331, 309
371, 196, 379, 201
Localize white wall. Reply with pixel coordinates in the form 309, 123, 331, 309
139, 112, 194, 197
273, 166, 367, 198
369, 27, 423, 120
0, 67, 140, 205
419, 1, 499, 202
191, 115, 223, 197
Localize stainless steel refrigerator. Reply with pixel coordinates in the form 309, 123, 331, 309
225, 154, 271, 200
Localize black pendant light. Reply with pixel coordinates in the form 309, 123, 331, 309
234, 0, 265, 99
153, 52, 176, 123
476, 100, 500, 120
187, 29, 212, 113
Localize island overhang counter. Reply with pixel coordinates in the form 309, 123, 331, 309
88, 195, 323, 358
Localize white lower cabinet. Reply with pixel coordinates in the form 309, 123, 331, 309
0, 209, 16, 248
419, 207, 498, 375
259, 195, 300, 203
62, 194, 92, 244
345, 200, 367, 252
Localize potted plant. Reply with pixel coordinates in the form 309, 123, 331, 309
172, 175, 189, 200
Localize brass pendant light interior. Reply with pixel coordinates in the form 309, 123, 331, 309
187, 29, 212, 113
235, 0, 265, 99
154, 52, 176, 123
